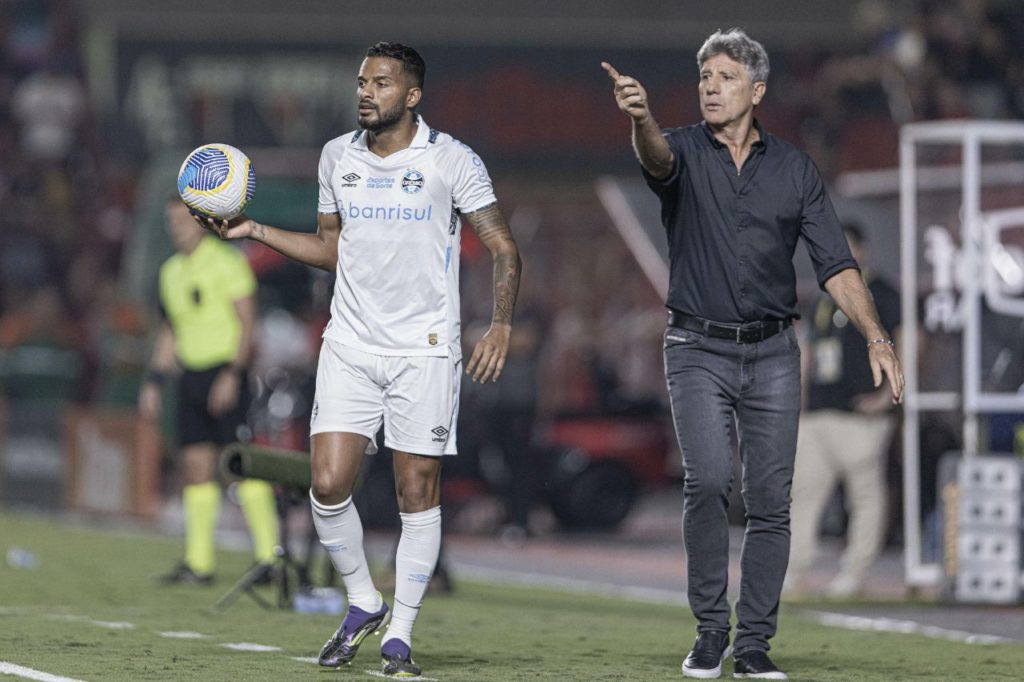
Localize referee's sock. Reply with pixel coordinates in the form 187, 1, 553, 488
386, 506, 442, 649
310, 492, 382, 613
183, 482, 221, 575
237, 479, 280, 565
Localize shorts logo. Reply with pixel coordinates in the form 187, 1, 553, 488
341, 172, 360, 187
431, 426, 449, 442
401, 169, 425, 194
311, 401, 319, 425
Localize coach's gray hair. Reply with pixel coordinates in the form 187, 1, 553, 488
696, 28, 770, 84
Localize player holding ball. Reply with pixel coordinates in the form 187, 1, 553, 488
197, 42, 521, 678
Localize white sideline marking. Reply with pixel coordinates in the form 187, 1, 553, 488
158, 631, 209, 639
89, 621, 134, 630
221, 643, 283, 652
43, 615, 87, 622
291, 657, 319, 664
0, 662, 84, 682
452, 564, 688, 606
805, 610, 1017, 645
365, 671, 438, 681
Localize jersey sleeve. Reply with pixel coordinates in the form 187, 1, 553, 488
157, 261, 173, 319
222, 248, 257, 301
447, 140, 498, 214
317, 141, 340, 214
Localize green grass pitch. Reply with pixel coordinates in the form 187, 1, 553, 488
1, 511, 1021, 681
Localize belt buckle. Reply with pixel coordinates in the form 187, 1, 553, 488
735, 326, 743, 344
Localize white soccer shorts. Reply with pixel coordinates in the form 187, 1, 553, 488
310, 338, 460, 456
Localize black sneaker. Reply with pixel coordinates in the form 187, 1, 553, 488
381, 638, 421, 678
683, 630, 731, 678
157, 562, 214, 586
733, 649, 787, 679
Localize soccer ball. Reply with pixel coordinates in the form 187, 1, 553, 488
177, 143, 256, 220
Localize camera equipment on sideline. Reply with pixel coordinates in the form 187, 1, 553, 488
214, 442, 311, 610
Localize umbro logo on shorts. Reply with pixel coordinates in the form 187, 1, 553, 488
431, 426, 449, 442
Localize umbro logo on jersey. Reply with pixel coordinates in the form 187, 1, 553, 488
402, 169, 425, 194
431, 426, 449, 442
341, 172, 361, 187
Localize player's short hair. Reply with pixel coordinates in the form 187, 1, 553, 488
366, 42, 425, 88
696, 28, 770, 84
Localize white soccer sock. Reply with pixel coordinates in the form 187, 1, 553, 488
310, 492, 382, 613
386, 506, 442, 649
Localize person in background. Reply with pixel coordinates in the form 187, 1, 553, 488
139, 199, 280, 585
787, 223, 901, 599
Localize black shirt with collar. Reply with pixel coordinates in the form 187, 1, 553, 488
643, 120, 857, 324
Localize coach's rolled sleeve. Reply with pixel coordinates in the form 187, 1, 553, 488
799, 159, 858, 290
641, 129, 684, 197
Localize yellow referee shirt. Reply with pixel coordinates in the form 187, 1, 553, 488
159, 236, 256, 371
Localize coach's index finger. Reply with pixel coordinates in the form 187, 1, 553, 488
601, 62, 621, 81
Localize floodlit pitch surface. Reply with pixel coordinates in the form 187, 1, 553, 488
1, 512, 1022, 681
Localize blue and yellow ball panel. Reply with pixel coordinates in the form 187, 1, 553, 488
177, 143, 255, 220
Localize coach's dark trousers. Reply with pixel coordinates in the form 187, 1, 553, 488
663, 323, 801, 654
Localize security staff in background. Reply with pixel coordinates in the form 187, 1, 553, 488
139, 198, 280, 585
604, 28, 903, 680
788, 223, 901, 599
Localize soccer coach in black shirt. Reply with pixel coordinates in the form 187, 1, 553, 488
603, 28, 903, 680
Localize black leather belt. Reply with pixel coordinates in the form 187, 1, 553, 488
667, 309, 791, 344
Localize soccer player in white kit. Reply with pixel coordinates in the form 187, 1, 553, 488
200, 42, 521, 677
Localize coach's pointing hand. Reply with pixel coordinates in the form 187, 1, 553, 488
602, 62, 673, 179
602, 62, 651, 124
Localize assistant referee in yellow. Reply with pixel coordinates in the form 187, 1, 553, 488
139, 198, 279, 584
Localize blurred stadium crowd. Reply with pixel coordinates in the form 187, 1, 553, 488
1, 0, 1023, 529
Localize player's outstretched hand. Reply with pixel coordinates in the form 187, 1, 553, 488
868, 342, 905, 405
602, 61, 651, 124
191, 210, 254, 240
466, 324, 511, 383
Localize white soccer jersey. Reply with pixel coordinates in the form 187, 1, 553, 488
317, 116, 497, 359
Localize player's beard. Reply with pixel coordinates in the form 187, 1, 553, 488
358, 99, 406, 133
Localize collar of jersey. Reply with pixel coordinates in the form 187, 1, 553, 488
352, 114, 430, 151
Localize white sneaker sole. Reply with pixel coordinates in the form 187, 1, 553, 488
733, 670, 788, 680
682, 645, 732, 678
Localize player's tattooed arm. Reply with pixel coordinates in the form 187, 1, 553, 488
464, 202, 522, 382
466, 203, 521, 326
201, 212, 340, 271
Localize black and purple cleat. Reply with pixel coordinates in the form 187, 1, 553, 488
317, 597, 390, 667
381, 638, 421, 678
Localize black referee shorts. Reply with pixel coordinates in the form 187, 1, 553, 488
176, 365, 252, 447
